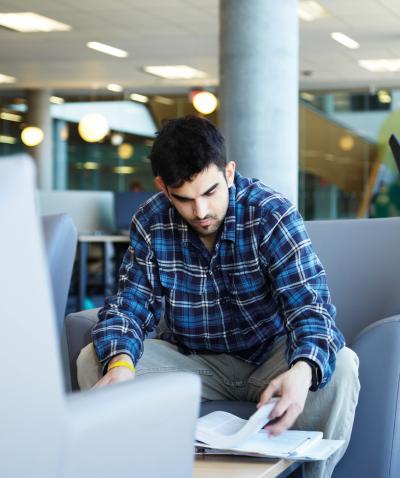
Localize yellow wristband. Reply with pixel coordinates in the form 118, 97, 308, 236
108, 360, 135, 373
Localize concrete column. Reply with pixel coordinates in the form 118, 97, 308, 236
220, 0, 299, 205
323, 94, 335, 115
26, 89, 53, 190
54, 120, 68, 190
391, 89, 400, 111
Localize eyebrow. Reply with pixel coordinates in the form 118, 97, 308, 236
171, 182, 219, 201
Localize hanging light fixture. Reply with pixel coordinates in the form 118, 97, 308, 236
21, 126, 44, 147
60, 124, 69, 141
78, 113, 109, 143
118, 143, 134, 159
111, 133, 124, 146
339, 135, 355, 152
191, 90, 218, 115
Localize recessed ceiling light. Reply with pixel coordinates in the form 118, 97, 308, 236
331, 32, 359, 49
0, 134, 17, 144
300, 92, 315, 102
130, 93, 149, 103
87, 41, 128, 58
83, 162, 99, 170
113, 166, 136, 174
0, 111, 22, 122
0, 12, 71, 32
107, 83, 123, 93
49, 96, 64, 104
0, 73, 16, 84
358, 59, 400, 72
298, 1, 328, 21
143, 65, 207, 80
153, 96, 175, 105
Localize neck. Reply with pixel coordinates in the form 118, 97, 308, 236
200, 233, 217, 252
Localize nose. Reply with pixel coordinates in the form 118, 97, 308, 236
193, 198, 208, 219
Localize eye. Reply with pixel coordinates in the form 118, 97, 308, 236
205, 189, 216, 196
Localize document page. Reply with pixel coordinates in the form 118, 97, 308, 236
195, 398, 345, 461
229, 429, 323, 457
196, 399, 278, 448
197, 430, 344, 460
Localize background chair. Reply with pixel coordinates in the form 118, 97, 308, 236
0, 157, 201, 478
42, 213, 77, 391
42, 213, 77, 334
65, 217, 400, 478
307, 219, 400, 478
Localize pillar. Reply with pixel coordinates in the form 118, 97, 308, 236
220, 0, 299, 205
26, 89, 53, 190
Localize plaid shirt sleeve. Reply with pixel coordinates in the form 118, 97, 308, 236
92, 214, 163, 369
260, 202, 345, 389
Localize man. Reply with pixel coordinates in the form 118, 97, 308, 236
78, 116, 360, 478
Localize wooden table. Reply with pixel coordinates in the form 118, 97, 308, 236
194, 455, 304, 478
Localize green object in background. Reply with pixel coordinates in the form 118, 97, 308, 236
378, 108, 400, 173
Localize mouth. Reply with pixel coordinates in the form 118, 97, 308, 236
196, 219, 213, 227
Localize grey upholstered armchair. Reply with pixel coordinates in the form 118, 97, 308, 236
0, 157, 201, 478
65, 217, 400, 478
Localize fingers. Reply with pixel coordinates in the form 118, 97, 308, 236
265, 404, 299, 436
257, 378, 281, 409
269, 395, 291, 420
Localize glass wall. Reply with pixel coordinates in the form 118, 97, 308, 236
0, 96, 25, 157
299, 89, 400, 220
0, 92, 218, 194
0, 93, 158, 192
1, 89, 400, 220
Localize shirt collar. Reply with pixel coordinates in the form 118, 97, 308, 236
220, 182, 236, 243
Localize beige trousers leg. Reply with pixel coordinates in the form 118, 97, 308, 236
77, 339, 360, 478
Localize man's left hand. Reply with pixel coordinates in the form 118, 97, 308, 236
257, 361, 312, 436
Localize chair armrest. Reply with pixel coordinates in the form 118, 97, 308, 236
65, 308, 161, 391
64, 308, 99, 391
64, 372, 200, 478
334, 315, 400, 478
42, 214, 77, 334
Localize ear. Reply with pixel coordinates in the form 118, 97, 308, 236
154, 176, 170, 197
225, 161, 236, 187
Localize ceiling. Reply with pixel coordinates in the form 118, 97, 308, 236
0, 0, 400, 94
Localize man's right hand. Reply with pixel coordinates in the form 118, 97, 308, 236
92, 353, 135, 389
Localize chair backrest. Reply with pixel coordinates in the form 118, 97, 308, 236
305, 218, 400, 343
42, 214, 77, 335
334, 315, 400, 478
0, 157, 66, 478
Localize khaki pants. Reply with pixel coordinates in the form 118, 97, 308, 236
77, 338, 360, 478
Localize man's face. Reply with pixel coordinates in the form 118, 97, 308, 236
157, 162, 235, 239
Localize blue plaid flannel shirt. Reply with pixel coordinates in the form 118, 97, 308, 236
93, 172, 345, 389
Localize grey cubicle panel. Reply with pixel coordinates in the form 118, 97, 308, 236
38, 190, 115, 234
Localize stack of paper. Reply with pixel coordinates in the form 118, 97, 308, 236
195, 400, 344, 461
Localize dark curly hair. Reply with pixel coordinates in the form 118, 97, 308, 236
149, 115, 226, 187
